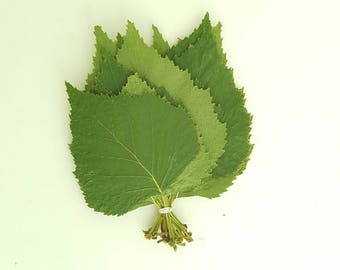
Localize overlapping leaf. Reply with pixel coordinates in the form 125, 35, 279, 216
153, 14, 253, 197
67, 81, 199, 215
85, 26, 130, 95
116, 22, 226, 193
67, 14, 252, 217
152, 25, 170, 57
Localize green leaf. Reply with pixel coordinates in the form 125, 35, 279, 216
211, 22, 226, 65
166, 13, 210, 59
152, 25, 170, 57
167, 15, 253, 197
121, 74, 156, 95
116, 21, 227, 194
85, 26, 130, 95
116, 32, 124, 50
67, 83, 199, 215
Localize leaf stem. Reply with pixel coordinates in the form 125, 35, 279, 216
143, 194, 193, 251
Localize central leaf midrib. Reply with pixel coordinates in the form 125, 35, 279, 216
96, 119, 163, 194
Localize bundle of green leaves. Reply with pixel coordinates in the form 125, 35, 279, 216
67, 13, 253, 251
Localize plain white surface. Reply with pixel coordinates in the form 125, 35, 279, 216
1, 0, 340, 269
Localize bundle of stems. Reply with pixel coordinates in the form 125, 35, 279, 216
143, 194, 193, 251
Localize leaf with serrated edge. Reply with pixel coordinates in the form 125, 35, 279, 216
121, 74, 156, 95
67, 83, 199, 215
164, 14, 253, 197
116, 22, 226, 194
152, 25, 170, 57
85, 26, 130, 95
166, 14, 209, 60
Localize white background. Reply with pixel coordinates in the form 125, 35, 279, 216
1, 0, 339, 269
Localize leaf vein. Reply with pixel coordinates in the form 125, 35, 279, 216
96, 119, 163, 194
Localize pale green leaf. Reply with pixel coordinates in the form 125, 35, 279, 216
121, 74, 156, 95
152, 25, 170, 57
116, 22, 226, 194
167, 15, 253, 197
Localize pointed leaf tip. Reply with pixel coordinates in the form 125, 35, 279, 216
65, 82, 78, 99
94, 25, 103, 35
65, 81, 73, 91
125, 21, 137, 36
126, 20, 136, 30
203, 12, 211, 22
